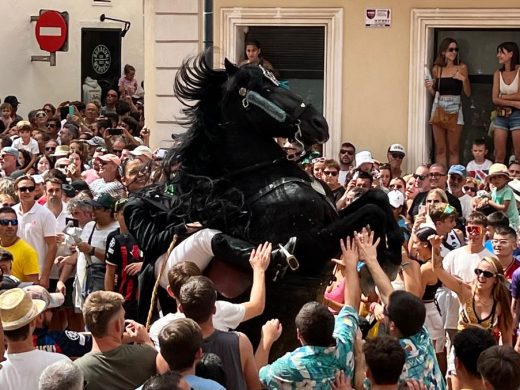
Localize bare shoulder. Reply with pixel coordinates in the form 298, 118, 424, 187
237, 332, 254, 350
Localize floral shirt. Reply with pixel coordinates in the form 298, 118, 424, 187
259, 305, 358, 389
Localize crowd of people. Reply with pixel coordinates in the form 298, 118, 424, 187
1, 49, 520, 390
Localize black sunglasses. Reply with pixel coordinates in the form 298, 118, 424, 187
448, 47, 459, 53
0, 218, 18, 226
17, 186, 35, 193
340, 149, 354, 155
46, 146, 56, 151
463, 186, 476, 192
391, 153, 404, 159
413, 173, 426, 181
323, 171, 338, 177
474, 268, 495, 278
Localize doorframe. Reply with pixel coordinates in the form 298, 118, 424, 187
219, 7, 343, 158
409, 8, 520, 170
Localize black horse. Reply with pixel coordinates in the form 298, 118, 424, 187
163, 52, 403, 353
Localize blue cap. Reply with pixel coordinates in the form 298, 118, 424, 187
448, 164, 466, 178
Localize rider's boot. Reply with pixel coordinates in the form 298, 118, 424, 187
210, 233, 298, 276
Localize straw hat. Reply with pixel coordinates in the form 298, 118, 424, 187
486, 163, 511, 181
0, 288, 46, 331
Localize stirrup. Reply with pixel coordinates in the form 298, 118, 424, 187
278, 243, 299, 271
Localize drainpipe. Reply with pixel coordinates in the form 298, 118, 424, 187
203, 0, 213, 63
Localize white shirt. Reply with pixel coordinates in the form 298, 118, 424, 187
12, 137, 39, 155
466, 159, 492, 174
149, 300, 245, 350
49, 201, 72, 279
13, 202, 57, 274
457, 193, 473, 220
0, 349, 70, 390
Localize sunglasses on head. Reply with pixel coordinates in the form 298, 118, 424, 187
17, 186, 35, 193
340, 149, 354, 155
0, 218, 18, 226
323, 170, 338, 177
474, 268, 495, 278
448, 47, 459, 53
413, 173, 426, 181
391, 152, 404, 159
466, 225, 483, 236
312, 157, 326, 164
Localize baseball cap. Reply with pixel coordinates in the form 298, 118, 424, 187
87, 192, 117, 210
96, 154, 121, 166
4, 96, 20, 107
1, 146, 19, 159
86, 136, 106, 147
387, 190, 405, 208
130, 145, 153, 160
388, 144, 406, 156
24, 285, 64, 309
448, 164, 466, 178
355, 151, 374, 169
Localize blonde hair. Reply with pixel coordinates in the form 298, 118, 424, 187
426, 188, 448, 203
478, 256, 513, 333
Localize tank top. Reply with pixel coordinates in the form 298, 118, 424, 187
499, 68, 520, 95
324, 279, 345, 314
438, 67, 463, 96
457, 293, 498, 332
203, 330, 247, 390
422, 280, 442, 302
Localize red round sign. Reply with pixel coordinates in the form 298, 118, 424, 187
35, 11, 67, 52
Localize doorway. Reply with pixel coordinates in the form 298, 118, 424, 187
434, 29, 520, 164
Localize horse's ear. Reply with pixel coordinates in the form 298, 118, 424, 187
224, 58, 239, 76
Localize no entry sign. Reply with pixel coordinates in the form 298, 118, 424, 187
35, 10, 68, 52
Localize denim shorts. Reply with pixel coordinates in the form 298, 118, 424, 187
435, 95, 463, 125
494, 108, 520, 131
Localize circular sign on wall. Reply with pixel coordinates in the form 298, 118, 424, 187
92, 44, 111, 74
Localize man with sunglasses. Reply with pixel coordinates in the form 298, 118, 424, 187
440, 212, 493, 345
0, 146, 19, 178
0, 208, 39, 283
12, 175, 57, 289
322, 159, 345, 203
338, 142, 356, 185
387, 144, 406, 178
447, 165, 472, 220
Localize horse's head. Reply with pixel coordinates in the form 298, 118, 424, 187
222, 59, 329, 146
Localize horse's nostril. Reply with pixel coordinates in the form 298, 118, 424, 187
312, 117, 329, 133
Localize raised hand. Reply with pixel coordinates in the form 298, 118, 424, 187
337, 236, 358, 270
249, 242, 272, 272
354, 227, 380, 263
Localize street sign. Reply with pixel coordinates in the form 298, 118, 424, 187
35, 10, 68, 52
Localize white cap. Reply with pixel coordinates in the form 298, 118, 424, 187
387, 189, 405, 208
388, 144, 406, 155
32, 174, 44, 184
355, 151, 373, 169
130, 145, 153, 160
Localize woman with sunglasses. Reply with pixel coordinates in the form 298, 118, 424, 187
431, 236, 513, 344
492, 42, 520, 163
462, 177, 478, 197
425, 38, 471, 168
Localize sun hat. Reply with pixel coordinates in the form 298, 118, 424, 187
355, 151, 374, 169
387, 189, 405, 208
4, 95, 20, 107
486, 163, 511, 181
96, 153, 121, 166
0, 288, 46, 330
51, 145, 70, 157
508, 179, 520, 203
388, 144, 406, 156
448, 164, 466, 178
130, 145, 153, 160
23, 285, 64, 309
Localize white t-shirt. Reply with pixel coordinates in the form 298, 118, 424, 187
457, 193, 473, 220
0, 349, 70, 390
440, 245, 493, 329
12, 137, 39, 155
149, 300, 245, 350
75, 220, 119, 310
50, 202, 72, 279
466, 159, 492, 174
13, 202, 57, 274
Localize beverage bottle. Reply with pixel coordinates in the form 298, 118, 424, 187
424, 65, 432, 83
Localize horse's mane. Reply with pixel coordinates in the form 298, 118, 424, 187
166, 52, 251, 237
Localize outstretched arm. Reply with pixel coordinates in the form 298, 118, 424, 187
337, 236, 360, 310
356, 228, 393, 305
242, 242, 271, 321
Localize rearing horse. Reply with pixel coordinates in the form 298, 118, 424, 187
168, 52, 403, 353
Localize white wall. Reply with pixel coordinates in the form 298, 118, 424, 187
0, 0, 144, 118
145, 0, 202, 148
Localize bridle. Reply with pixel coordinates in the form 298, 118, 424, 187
238, 65, 312, 153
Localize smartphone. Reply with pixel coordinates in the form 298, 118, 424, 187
68, 105, 75, 116
65, 217, 79, 228
107, 128, 123, 136
60, 106, 69, 120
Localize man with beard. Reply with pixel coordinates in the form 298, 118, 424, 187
338, 142, 355, 186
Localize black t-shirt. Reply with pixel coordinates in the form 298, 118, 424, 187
105, 229, 142, 304
33, 328, 92, 358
